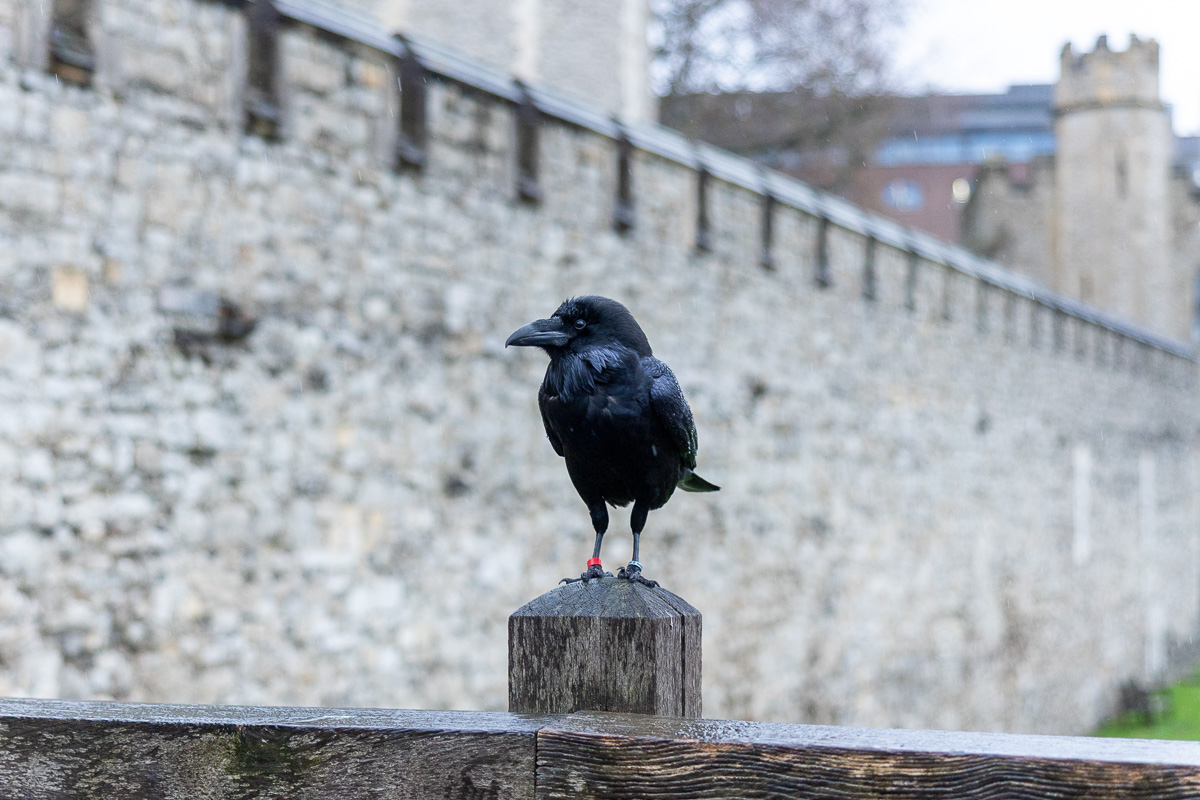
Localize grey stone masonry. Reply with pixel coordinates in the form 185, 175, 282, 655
377, 0, 654, 123
0, 0, 1198, 735
1054, 36, 1183, 339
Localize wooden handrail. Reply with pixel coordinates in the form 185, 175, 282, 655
2, 698, 1199, 798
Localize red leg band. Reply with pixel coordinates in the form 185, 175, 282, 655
587, 557, 603, 568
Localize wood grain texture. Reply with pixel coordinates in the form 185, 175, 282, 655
536, 712, 1200, 799
4, 701, 1200, 799
509, 577, 701, 717
0, 698, 549, 800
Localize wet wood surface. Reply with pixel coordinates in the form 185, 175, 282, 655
509, 576, 701, 717
5, 701, 1200, 798
536, 712, 1200, 799
0, 698, 548, 799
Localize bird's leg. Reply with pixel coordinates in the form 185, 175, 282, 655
618, 502, 659, 587
561, 502, 613, 584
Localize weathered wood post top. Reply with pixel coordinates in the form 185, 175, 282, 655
508, 577, 701, 717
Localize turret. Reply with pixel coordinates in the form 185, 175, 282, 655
1051, 34, 1186, 338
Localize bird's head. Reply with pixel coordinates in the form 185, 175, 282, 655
505, 296, 653, 358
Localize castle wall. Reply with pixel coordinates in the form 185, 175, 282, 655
1171, 179, 1200, 341
0, 0, 1198, 734
963, 159, 1054, 287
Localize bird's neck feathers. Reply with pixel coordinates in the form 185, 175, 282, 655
547, 343, 633, 399
612, 317, 653, 358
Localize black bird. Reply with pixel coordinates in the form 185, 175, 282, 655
506, 296, 718, 586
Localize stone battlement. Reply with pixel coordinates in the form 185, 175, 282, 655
1057, 34, 1164, 112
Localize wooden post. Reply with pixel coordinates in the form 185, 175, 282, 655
508, 577, 701, 717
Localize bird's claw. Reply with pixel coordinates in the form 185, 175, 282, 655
560, 564, 612, 584
617, 562, 659, 588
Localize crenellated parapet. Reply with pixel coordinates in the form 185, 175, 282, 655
1055, 34, 1164, 115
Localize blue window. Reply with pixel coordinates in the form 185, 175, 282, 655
881, 180, 924, 211
963, 131, 1055, 162
875, 131, 1056, 166
876, 136, 964, 166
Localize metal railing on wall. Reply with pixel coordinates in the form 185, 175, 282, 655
193, 0, 1200, 360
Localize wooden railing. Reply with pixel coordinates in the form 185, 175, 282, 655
3, 579, 1198, 798
2, 697, 1200, 798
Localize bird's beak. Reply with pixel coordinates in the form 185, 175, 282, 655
506, 317, 569, 348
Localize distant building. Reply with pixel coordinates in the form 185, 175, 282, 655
661, 36, 1200, 341
851, 85, 1059, 244
374, 0, 654, 123
660, 85, 1058, 244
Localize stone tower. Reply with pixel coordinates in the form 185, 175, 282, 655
376, 0, 653, 124
1052, 35, 1185, 338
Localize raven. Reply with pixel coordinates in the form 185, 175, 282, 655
506, 296, 718, 587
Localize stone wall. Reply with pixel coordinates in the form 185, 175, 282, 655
1171, 177, 1200, 342
963, 158, 1054, 287
0, 0, 1198, 735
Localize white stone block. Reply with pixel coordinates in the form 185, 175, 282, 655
0, 172, 60, 215
19, 449, 54, 485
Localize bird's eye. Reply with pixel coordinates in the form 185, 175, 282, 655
574, 318, 587, 331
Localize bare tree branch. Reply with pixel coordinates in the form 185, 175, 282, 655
653, 0, 908, 192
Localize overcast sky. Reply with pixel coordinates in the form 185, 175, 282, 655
893, 0, 1200, 135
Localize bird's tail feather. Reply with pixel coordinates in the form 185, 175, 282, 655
679, 471, 720, 492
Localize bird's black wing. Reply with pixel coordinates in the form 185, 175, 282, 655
537, 381, 565, 457
644, 357, 698, 469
